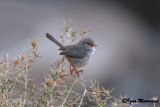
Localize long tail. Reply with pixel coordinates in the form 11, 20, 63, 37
46, 33, 66, 50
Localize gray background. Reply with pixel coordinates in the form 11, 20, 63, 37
0, 0, 160, 106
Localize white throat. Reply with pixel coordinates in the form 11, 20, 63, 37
91, 47, 96, 54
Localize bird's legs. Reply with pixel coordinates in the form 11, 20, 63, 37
71, 65, 80, 77
70, 65, 83, 77
70, 65, 73, 75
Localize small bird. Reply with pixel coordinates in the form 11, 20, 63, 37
46, 33, 97, 77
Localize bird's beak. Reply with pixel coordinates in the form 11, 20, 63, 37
92, 44, 97, 47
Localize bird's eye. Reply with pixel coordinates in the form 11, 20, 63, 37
87, 48, 90, 51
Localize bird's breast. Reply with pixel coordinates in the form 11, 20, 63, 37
65, 55, 90, 68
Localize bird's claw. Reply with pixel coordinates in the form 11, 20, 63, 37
70, 69, 83, 77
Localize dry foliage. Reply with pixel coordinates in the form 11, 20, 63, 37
0, 20, 158, 107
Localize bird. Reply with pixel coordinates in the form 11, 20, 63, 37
46, 33, 97, 77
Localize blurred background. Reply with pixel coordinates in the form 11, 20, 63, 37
0, 0, 160, 106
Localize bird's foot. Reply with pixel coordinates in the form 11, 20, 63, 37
71, 69, 79, 77
71, 69, 83, 77
78, 70, 83, 75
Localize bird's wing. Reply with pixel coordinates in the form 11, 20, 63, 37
60, 45, 85, 58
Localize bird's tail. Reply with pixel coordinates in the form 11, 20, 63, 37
46, 33, 66, 50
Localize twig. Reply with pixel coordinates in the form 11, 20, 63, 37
61, 80, 76, 107
78, 89, 87, 107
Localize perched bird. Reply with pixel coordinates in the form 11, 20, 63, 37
46, 33, 97, 76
